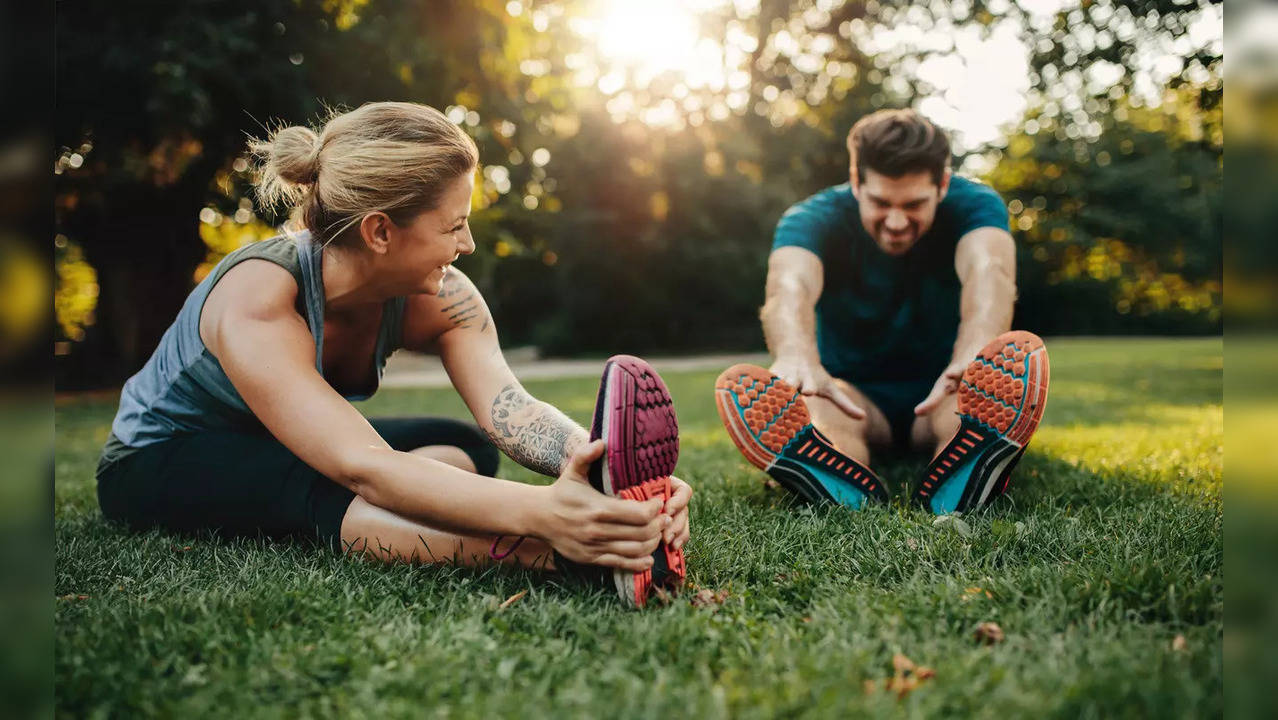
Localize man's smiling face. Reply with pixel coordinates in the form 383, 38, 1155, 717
851, 168, 951, 256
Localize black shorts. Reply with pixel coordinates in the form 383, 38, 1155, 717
96, 417, 500, 551
839, 376, 936, 450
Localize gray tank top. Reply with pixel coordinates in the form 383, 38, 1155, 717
98, 231, 406, 469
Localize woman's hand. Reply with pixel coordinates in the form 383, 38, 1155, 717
538, 440, 668, 571
662, 476, 692, 551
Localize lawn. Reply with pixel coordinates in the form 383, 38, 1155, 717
55, 337, 1222, 718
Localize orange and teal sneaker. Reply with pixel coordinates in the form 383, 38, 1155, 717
714, 364, 888, 508
914, 331, 1051, 515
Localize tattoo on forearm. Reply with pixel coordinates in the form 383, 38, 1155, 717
487, 383, 585, 475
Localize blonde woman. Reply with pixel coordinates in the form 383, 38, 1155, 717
95, 102, 690, 607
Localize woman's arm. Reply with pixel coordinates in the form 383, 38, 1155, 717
404, 268, 692, 551
403, 269, 586, 477
201, 260, 663, 568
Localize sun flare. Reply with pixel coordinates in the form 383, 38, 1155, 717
577, 0, 730, 90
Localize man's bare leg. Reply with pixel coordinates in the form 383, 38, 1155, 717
910, 389, 961, 459
803, 378, 893, 465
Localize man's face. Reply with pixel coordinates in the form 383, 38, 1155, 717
850, 168, 950, 256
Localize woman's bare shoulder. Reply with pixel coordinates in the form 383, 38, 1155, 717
199, 259, 304, 351
401, 268, 491, 351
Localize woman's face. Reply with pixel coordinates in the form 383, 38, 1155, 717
386, 172, 477, 295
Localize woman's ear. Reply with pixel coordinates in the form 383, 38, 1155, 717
358, 212, 393, 255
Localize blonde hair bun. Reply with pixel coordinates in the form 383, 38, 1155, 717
267, 126, 321, 184
248, 102, 478, 245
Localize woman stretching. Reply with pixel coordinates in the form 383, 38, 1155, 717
95, 102, 691, 607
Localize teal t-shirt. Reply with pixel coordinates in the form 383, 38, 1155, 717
771, 175, 1008, 383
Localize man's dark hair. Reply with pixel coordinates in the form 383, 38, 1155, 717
846, 109, 952, 186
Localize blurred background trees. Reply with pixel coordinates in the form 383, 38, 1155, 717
55, 0, 1221, 388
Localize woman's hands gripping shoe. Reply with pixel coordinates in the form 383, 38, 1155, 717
538, 439, 670, 572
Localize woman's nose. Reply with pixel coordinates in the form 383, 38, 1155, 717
459, 227, 476, 255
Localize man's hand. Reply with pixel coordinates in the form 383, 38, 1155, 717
914, 359, 967, 416
770, 356, 866, 420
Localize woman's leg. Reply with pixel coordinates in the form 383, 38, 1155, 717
338, 497, 554, 567
97, 429, 359, 545
344, 417, 548, 565
97, 419, 546, 569
366, 416, 500, 477
408, 445, 477, 473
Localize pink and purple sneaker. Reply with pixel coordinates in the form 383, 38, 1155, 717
587, 354, 684, 607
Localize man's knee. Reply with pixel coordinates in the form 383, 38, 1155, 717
912, 393, 960, 453
806, 383, 871, 440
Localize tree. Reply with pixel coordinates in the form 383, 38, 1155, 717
55, 0, 552, 386
989, 86, 1221, 333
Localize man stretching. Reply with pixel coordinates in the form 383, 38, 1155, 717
715, 109, 1050, 514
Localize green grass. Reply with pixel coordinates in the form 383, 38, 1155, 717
55, 337, 1222, 718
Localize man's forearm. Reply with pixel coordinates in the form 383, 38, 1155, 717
952, 264, 1015, 362
485, 382, 588, 476
761, 287, 820, 362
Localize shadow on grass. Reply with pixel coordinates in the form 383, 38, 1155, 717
720, 446, 1199, 516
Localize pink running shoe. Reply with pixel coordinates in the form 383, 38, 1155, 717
588, 355, 684, 607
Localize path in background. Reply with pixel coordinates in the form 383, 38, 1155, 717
382, 348, 771, 388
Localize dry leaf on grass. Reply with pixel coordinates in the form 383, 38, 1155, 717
973, 621, 1005, 645
961, 586, 994, 602
763, 478, 782, 491
867, 653, 936, 700
1171, 634, 1187, 652
498, 590, 527, 609
690, 588, 729, 608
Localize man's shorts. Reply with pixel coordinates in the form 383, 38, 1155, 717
840, 376, 936, 451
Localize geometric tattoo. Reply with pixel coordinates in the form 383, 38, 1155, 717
486, 382, 585, 476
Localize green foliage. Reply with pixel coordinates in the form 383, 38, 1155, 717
55, 1, 1222, 384
989, 88, 1221, 334
55, 338, 1222, 716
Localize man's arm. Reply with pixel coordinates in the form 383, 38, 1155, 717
952, 227, 1017, 363
914, 227, 1017, 414
760, 246, 865, 418
761, 246, 824, 365
403, 270, 586, 477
